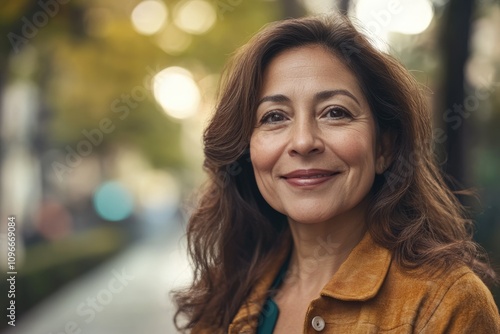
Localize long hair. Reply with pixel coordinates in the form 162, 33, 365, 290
173, 14, 497, 332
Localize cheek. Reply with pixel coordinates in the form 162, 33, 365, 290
249, 133, 281, 175
249, 133, 286, 212
334, 131, 377, 170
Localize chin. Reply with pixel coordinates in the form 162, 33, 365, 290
286, 211, 339, 225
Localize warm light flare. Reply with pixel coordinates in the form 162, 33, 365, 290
153, 67, 201, 119
173, 0, 216, 35
355, 0, 434, 50
131, 0, 168, 35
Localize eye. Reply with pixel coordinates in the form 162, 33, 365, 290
324, 106, 352, 120
260, 111, 287, 124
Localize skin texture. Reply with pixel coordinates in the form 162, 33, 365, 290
249, 45, 391, 333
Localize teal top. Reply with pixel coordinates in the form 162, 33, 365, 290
256, 255, 291, 334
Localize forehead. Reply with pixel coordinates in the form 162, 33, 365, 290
260, 45, 365, 100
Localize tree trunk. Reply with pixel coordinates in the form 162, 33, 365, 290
439, 0, 475, 188
338, 0, 350, 15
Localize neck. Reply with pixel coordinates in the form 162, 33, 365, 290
283, 206, 367, 296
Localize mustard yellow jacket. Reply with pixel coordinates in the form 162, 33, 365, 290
227, 232, 500, 333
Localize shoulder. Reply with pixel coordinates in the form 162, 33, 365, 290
386, 263, 500, 333
417, 267, 500, 333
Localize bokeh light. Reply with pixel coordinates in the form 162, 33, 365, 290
156, 24, 193, 55
131, 0, 168, 35
173, 0, 216, 35
153, 66, 201, 119
389, 0, 433, 35
93, 181, 134, 221
355, 0, 434, 50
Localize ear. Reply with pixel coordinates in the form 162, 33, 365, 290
375, 132, 394, 175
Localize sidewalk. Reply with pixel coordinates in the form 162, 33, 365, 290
3, 225, 191, 334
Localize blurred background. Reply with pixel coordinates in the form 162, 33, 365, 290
0, 0, 499, 333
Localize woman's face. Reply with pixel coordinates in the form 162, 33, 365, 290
250, 45, 385, 224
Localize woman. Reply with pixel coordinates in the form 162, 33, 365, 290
173, 15, 500, 333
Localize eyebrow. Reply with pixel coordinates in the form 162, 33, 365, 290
257, 89, 360, 107
257, 94, 290, 106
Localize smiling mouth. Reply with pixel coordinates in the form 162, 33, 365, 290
283, 173, 336, 179
281, 169, 339, 179
280, 169, 340, 186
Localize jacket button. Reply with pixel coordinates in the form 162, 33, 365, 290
311, 316, 325, 331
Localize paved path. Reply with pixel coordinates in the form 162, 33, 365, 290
3, 224, 191, 334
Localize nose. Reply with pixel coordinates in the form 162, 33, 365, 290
288, 118, 325, 157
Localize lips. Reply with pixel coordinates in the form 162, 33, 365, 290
281, 169, 339, 187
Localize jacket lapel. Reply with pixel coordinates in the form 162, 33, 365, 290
320, 232, 392, 301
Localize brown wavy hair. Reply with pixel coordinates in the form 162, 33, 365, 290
173, 14, 497, 332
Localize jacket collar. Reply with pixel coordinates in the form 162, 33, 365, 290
229, 231, 392, 331
320, 231, 392, 301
